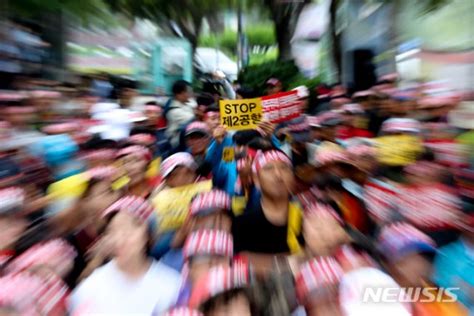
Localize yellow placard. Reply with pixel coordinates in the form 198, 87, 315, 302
375, 135, 423, 166
152, 180, 213, 232
220, 98, 263, 130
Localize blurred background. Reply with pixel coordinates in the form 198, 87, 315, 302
0, 0, 472, 96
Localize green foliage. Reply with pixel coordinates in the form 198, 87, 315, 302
198, 24, 275, 57
239, 59, 319, 95
9, 0, 110, 22
248, 48, 278, 66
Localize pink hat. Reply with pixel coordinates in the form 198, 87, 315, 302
266, 78, 281, 86
0, 187, 25, 215
42, 122, 80, 135
330, 98, 351, 108
3, 106, 36, 114
378, 223, 436, 261
341, 103, 364, 114
346, 143, 375, 158
0, 272, 46, 315
404, 161, 443, 176
128, 133, 156, 146
30, 90, 61, 98
314, 143, 346, 166
85, 166, 118, 180
145, 105, 163, 114
397, 185, 462, 230
352, 90, 375, 99
417, 96, 456, 109
0, 91, 25, 101
183, 229, 233, 261
116, 145, 152, 161
185, 121, 211, 136
296, 256, 344, 304
189, 190, 231, 217
189, 265, 250, 308
363, 181, 398, 224
307, 115, 321, 128
251, 150, 292, 174
379, 73, 398, 82
103, 195, 155, 224
381, 118, 420, 134
160, 152, 197, 178
6, 239, 77, 275
305, 202, 343, 225
79, 149, 117, 162
163, 307, 203, 316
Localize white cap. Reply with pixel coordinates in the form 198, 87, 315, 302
339, 267, 413, 316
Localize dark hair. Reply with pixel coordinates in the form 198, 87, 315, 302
247, 137, 274, 151
233, 130, 262, 146
204, 104, 219, 113
236, 87, 257, 99
196, 93, 215, 107
172, 80, 190, 96
200, 288, 258, 316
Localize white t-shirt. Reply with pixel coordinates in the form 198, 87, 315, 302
69, 260, 182, 315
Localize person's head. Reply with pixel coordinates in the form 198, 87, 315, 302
346, 141, 377, 176
185, 122, 211, 156
190, 266, 252, 316
378, 223, 436, 287
102, 196, 156, 264
0, 272, 68, 316
232, 130, 262, 158
404, 161, 443, 185
203, 106, 220, 131
265, 78, 282, 95
189, 190, 232, 231
0, 157, 22, 189
0, 187, 28, 251
318, 112, 342, 141
303, 203, 349, 256
287, 116, 311, 144
2, 106, 37, 127
81, 167, 122, 219
235, 87, 256, 100
196, 94, 215, 121
116, 146, 151, 185
380, 118, 421, 136
144, 103, 163, 124
252, 150, 294, 199
160, 152, 198, 188
6, 239, 77, 280
119, 87, 138, 108
296, 257, 344, 316
184, 230, 234, 285
172, 80, 192, 103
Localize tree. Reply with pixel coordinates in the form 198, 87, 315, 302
105, 0, 230, 51
263, 0, 310, 61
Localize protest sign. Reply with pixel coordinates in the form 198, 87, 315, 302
363, 181, 399, 224
261, 90, 302, 123
152, 180, 212, 232
220, 98, 263, 130
374, 135, 423, 166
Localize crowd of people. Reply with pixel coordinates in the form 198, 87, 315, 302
0, 72, 473, 316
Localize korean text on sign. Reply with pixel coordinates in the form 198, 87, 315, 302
219, 98, 263, 130
261, 90, 302, 124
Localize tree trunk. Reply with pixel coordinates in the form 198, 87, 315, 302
266, 0, 308, 61
329, 0, 342, 82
